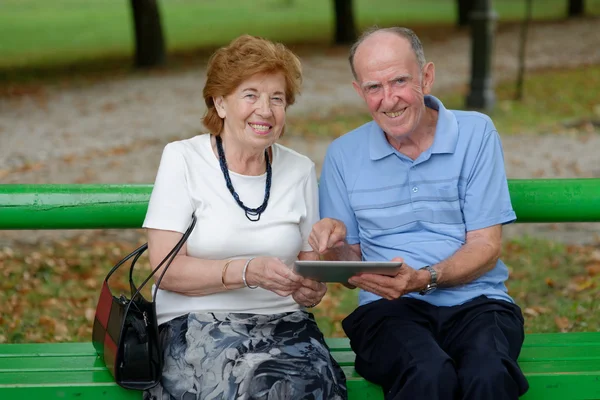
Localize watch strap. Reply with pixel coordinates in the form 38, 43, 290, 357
419, 265, 438, 295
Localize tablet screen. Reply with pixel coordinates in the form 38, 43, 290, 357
293, 260, 403, 283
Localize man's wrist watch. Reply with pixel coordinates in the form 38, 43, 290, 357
419, 265, 438, 295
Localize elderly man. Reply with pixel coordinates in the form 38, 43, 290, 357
309, 27, 529, 400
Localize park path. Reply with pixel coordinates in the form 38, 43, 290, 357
0, 18, 599, 245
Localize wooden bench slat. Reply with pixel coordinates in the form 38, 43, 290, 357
519, 345, 600, 361
0, 370, 116, 385
0, 386, 139, 400
519, 359, 600, 374
4, 351, 599, 376
0, 385, 137, 400
3, 336, 600, 400
327, 332, 600, 350
330, 349, 600, 367
0, 342, 93, 357
0, 355, 102, 372
522, 332, 600, 346
522, 373, 600, 400
325, 337, 351, 351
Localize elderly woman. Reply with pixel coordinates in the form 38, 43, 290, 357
142, 35, 347, 399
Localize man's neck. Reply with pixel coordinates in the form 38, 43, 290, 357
387, 107, 438, 160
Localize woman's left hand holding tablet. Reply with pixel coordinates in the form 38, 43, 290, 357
292, 278, 327, 308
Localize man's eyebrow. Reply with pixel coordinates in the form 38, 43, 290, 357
361, 81, 381, 89
388, 74, 412, 83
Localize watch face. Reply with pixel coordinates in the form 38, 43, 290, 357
419, 284, 437, 295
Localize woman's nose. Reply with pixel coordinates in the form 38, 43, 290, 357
255, 96, 273, 116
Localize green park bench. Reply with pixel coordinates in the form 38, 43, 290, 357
1, 179, 600, 399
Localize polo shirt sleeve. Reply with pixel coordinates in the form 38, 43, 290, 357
463, 128, 516, 231
143, 143, 194, 234
300, 163, 320, 252
319, 144, 360, 244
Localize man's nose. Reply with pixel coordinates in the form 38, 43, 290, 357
382, 85, 397, 107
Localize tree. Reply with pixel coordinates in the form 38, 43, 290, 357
333, 0, 357, 45
457, 0, 475, 27
568, 0, 585, 17
130, 0, 166, 68
515, 0, 533, 100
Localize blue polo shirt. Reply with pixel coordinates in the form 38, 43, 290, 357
319, 95, 516, 307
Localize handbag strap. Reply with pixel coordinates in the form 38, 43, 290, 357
132, 213, 197, 302
105, 243, 148, 283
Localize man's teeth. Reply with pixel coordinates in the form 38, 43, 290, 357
385, 110, 404, 118
249, 123, 270, 132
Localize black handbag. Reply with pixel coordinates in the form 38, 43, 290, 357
92, 214, 197, 390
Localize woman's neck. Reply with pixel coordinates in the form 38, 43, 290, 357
214, 134, 268, 176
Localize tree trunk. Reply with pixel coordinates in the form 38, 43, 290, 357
568, 0, 585, 17
515, 0, 533, 100
130, 0, 166, 68
457, 0, 475, 27
333, 0, 357, 45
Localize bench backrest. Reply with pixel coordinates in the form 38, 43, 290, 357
0, 179, 599, 229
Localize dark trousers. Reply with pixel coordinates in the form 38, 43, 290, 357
342, 295, 529, 400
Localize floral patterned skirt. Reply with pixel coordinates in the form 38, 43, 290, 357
144, 311, 348, 400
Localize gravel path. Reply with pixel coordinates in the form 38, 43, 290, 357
1, 19, 599, 245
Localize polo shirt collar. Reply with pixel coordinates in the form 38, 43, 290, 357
369, 95, 458, 160
427, 95, 458, 155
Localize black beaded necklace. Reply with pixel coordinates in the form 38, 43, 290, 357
215, 135, 272, 222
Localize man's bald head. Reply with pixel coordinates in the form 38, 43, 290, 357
349, 27, 426, 81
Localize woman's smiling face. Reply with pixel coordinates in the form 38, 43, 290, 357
215, 72, 287, 150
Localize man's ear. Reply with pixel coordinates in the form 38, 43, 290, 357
421, 62, 435, 95
214, 96, 226, 119
352, 81, 365, 101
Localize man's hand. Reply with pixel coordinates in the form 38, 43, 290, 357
347, 258, 430, 300
309, 218, 347, 254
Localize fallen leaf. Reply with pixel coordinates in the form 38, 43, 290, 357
585, 262, 600, 276
524, 308, 540, 317
555, 316, 571, 332
85, 308, 96, 322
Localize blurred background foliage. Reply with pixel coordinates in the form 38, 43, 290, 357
1, 0, 599, 69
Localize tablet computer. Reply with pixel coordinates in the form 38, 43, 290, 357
293, 260, 403, 283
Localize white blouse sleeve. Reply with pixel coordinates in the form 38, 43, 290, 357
143, 143, 194, 234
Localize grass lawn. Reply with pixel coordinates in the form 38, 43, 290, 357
1, 233, 599, 343
1, 0, 600, 69
288, 65, 600, 136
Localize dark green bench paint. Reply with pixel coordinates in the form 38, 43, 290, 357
2, 333, 600, 399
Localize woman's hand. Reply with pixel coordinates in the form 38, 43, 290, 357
292, 278, 327, 308
245, 257, 303, 297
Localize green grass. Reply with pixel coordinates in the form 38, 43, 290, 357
288, 65, 600, 136
444, 65, 600, 135
0, 232, 598, 343
1, 0, 600, 69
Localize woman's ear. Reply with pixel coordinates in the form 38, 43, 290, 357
214, 96, 226, 119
